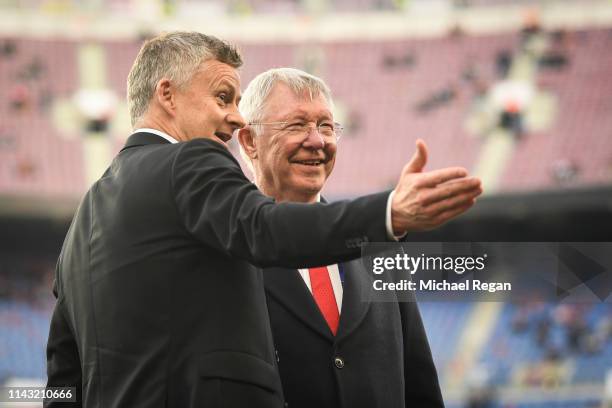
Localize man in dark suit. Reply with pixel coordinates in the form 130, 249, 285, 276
237, 68, 476, 407
46, 32, 481, 408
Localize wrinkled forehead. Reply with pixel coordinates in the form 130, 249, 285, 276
197, 59, 241, 87
278, 106, 333, 122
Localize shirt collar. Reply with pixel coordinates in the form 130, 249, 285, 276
133, 128, 179, 144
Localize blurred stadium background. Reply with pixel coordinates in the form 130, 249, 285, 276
0, 0, 611, 407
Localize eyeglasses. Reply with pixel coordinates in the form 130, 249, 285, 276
248, 121, 344, 142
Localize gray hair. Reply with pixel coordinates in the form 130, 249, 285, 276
239, 67, 333, 136
127, 31, 242, 127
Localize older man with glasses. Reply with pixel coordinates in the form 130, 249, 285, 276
238, 68, 455, 408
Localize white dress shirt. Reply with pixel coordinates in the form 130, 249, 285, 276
295, 195, 402, 315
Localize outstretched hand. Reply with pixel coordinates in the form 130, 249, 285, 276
391, 139, 482, 235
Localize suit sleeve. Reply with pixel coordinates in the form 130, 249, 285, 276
45, 290, 82, 408
398, 295, 445, 407
172, 139, 390, 268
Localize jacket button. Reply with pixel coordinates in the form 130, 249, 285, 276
276, 349, 280, 363
334, 356, 345, 369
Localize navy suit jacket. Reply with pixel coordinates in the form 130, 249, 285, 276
264, 257, 444, 408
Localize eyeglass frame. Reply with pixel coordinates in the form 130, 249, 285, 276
247, 121, 344, 142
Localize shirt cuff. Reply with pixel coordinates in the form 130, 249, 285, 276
386, 190, 407, 241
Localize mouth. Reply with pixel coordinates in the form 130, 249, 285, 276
292, 159, 325, 167
214, 131, 233, 143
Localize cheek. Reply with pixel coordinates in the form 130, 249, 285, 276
324, 149, 337, 175
275, 142, 299, 167
196, 100, 222, 122
260, 150, 287, 181
180, 104, 203, 126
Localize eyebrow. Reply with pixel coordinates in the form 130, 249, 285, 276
281, 113, 307, 121
281, 111, 333, 122
217, 81, 235, 92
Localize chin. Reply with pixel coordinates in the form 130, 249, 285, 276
295, 180, 324, 195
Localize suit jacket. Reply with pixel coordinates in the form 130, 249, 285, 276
45, 132, 392, 408
264, 258, 444, 408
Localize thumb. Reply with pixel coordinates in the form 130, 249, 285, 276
405, 139, 428, 173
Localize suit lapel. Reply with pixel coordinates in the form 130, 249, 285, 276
335, 259, 372, 344
263, 197, 372, 344
264, 267, 334, 342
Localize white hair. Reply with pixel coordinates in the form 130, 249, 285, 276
239, 67, 333, 136
238, 68, 334, 172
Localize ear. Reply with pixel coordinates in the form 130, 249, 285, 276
155, 78, 176, 117
238, 127, 258, 160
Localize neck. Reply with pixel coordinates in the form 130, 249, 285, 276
136, 114, 187, 142
257, 178, 318, 204
274, 191, 319, 204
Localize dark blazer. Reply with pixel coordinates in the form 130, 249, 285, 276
45, 132, 392, 408
264, 258, 444, 408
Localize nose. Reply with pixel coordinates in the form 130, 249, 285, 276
302, 127, 325, 150
227, 109, 246, 130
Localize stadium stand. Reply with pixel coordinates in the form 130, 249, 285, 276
501, 28, 612, 192
319, 32, 518, 197
420, 301, 475, 376
0, 300, 51, 380
2, 28, 611, 200
0, 38, 85, 198
477, 302, 612, 387
0, 256, 54, 382
0, 2, 610, 407
447, 398, 603, 408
